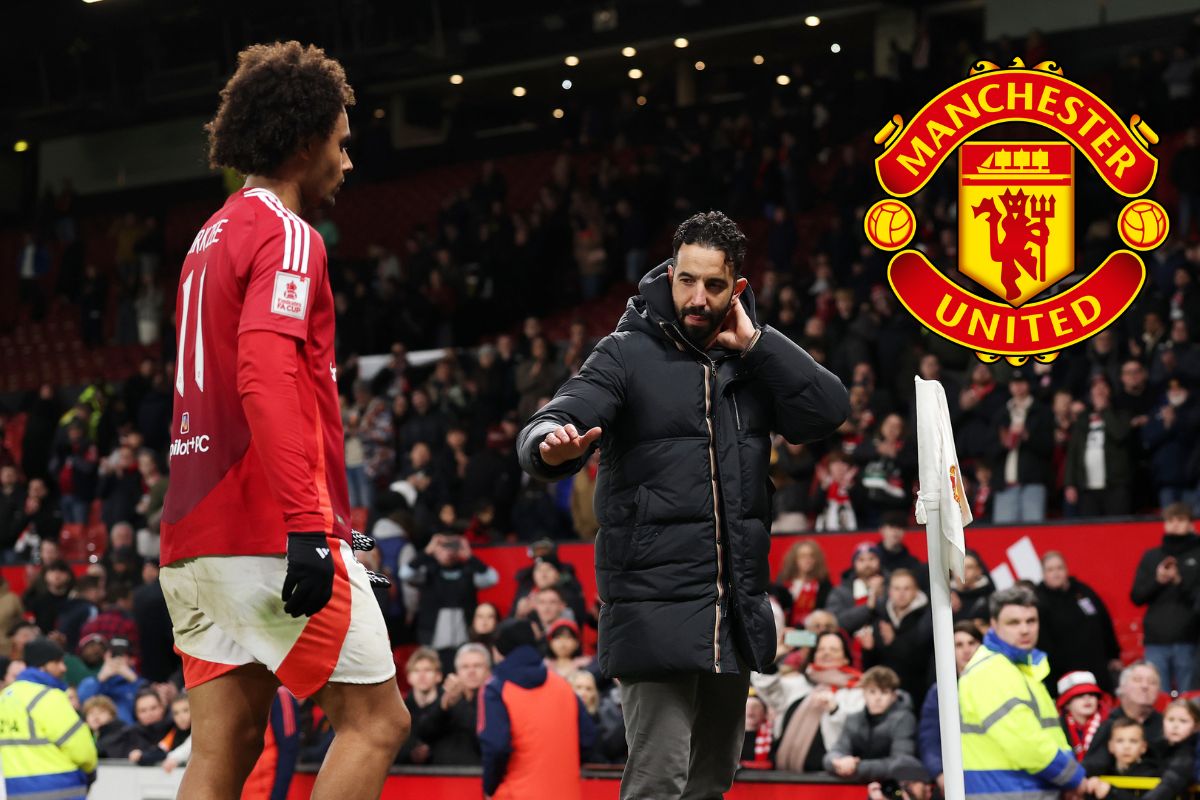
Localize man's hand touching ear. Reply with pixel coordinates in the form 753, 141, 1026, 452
714, 295, 759, 353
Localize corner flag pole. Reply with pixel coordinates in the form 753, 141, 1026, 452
914, 377, 970, 800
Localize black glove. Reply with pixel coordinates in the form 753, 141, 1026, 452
282, 533, 335, 618
351, 529, 392, 588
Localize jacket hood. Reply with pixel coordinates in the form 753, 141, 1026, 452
16, 667, 67, 691
494, 644, 548, 689
617, 259, 761, 351
885, 591, 929, 627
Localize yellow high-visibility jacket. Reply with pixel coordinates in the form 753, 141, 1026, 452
959, 632, 1083, 800
0, 669, 97, 800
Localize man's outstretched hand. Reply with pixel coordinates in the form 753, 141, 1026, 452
539, 423, 602, 466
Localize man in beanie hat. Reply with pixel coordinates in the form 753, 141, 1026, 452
478, 619, 595, 800
0, 637, 97, 799
1056, 671, 1108, 762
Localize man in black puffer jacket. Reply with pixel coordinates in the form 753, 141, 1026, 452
518, 211, 849, 799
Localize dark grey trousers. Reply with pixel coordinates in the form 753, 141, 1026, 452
618, 664, 752, 800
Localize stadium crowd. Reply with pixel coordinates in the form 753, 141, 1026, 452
1, 15, 1199, 800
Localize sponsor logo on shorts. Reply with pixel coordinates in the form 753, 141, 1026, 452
170, 435, 211, 458
317, 548, 330, 559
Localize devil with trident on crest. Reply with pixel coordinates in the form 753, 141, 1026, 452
972, 188, 1055, 302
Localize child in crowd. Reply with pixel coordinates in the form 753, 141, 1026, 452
1057, 671, 1108, 762
396, 646, 443, 765
822, 666, 927, 785
741, 693, 774, 770
544, 619, 591, 678
134, 691, 191, 767
1146, 699, 1199, 800
1083, 718, 1158, 799
83, 694, 124, 758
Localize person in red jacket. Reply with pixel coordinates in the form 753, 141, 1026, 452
479, 619, 595, 800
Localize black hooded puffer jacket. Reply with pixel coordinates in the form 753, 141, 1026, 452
518, 261, 849, 678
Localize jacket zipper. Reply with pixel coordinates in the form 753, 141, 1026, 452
660, 320, 729, 674
702, 360, 725, 674
732, 391, 742, 431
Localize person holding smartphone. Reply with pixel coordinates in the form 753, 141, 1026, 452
518, 211, 849, 800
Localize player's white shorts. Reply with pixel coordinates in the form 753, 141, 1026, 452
161, 536, 395, 699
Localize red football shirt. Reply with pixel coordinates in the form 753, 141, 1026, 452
160, 187, 351, 565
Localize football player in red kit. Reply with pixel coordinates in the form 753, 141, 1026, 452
159, 41, 408, 800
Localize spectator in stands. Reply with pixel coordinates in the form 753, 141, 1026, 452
51, 420, 98, 525
773, 631, 865, 773
132, 560, 178, 683
919, 621, 982, 792
570, 670, 626, 764
511, 556, 586, 625
776, 539, 832, 629
951, 550, 994, 625
55, 574, 104, 652
1082, 718, 1156, 799
1130, 503, 1200, 693
76, 637, 143, 724
1055, 671, 1107, 764
160, 694, 194, 773
101, 522, 142, 586
1035, 551, 1121, 694
989, 370, 1054, 523
80, 582, 139, 660
97, 444, 142, 531
0, 573, 24, 653
22, 559, 74, 633
397, 647, 443, 765
569, 450, 600, 540
1065, 377, 1134, 517
415, 641, 491, 766
64, 631, 106, 687
860, 569, 934, 702
84, 694, 125, 758
0, 464, 27, 560
400, 531, 499, 672
827, 542, 886, 632
824, 665, 928, 784
116, 687, 173, 763
470, 601, 500, 648
8, 621, 40, 660
515, 336, 567, 422
1084, 662, 1165, 775
873, 513, 926, 586
400, 388, 447, 451
1143, 376, 1200, 509
528, 586, 572, 637
811, 450, 864, 531
132, 691, 191, 767
955, 363, 1007, 462
14, 478, 63, 557
856, 413, 916, 527
480, 618, 595, 800
741, 692, 775, 770
960, 585, 1083, 798
133, 449, 166, 559
545, 618, 591, 678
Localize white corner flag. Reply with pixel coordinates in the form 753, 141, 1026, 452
914, 376, 973, 800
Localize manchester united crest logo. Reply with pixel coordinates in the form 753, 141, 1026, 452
865, 57, 1169, 365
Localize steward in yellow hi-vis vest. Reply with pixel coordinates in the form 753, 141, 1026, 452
959, 587, 1082, 800
0, 638, 97, 800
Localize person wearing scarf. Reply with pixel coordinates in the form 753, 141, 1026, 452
960, 585, 1083, 799
1056, 671, 1109, 762
773, 631, 864, 772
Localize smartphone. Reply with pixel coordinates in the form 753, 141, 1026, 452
784, 630, 817, 648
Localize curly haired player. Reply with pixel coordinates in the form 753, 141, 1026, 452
159, 41, 408, 800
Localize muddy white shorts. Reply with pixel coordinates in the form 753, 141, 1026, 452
161, 536, 395, 699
